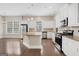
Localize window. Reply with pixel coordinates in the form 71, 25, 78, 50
14, 21, 19, 33
7, 22, 13, 33
36, 21, 42, 32
7, 21, 19, 33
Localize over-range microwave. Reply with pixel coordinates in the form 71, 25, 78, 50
61, 17, 68, 27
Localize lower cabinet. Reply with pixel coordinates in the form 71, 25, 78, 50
47, 32, 52, 39
62, 36, 79, 56
23, 36, 29, 47
52, 33, 55, 43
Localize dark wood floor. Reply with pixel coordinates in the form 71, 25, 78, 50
0, 38, 64, 56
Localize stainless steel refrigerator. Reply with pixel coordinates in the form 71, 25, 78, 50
21, 24, 28, 32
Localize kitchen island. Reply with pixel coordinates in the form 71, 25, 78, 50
23, 32, 42, 49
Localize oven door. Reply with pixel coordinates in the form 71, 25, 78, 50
42, 32, 47, 39
55, 37, 62, 46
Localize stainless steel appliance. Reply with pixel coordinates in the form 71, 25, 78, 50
42, 32, 47, 39
21, 24, 28, 32
55, 30, 74, 51
55, 33, 62, 51
21, 24, 28, 40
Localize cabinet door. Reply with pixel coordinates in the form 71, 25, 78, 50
55, 13, 61, 28
76, 4, 79, 25
63, 4, 69, 19
23, 36, 29, 47
62, 37, 75, 56
68, 39, 76, 56
68, 4, 78, 26
62, 36, 79, 56
74, 41, 79, 56
69, 39, 79, 56
77, 46, 79, 56
52, 33, 55, 43
47, 32, 52, 39
62, 37, 69, 55
55, 6, 64, 28
56, 4, 68, 28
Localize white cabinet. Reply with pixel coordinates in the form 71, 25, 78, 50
55, 4, 68, 28
56, 8, 64, 28
55, 13, 61, 28
47, 32, 52, 39
23, 34, 42, 49
55, 3, 79, 27
73, 41, 79, 56
68, 4, 78, 26
23, 36, 29, 47
52, 32, 55, 43
62, 37, 70, 55
62, 36, 79, 56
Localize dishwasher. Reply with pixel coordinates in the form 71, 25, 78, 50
42, 32, 47, 39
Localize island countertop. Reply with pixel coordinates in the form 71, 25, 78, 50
23, 32, 42, 36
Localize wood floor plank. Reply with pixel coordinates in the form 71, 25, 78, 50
0, 38, 64, 56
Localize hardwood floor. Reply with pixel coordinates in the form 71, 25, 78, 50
42, 39, 64, 56
0, 38, 64, 56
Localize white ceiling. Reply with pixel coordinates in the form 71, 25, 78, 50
0, 3, 64, 16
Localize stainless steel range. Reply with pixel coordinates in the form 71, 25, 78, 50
55, 30, 74, 51
55, 33, 62, 51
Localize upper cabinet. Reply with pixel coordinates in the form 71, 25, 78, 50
55, 12, 61, 28
56, 4, 68, 28
68, 3, 79, 26
56, 3, 79, 28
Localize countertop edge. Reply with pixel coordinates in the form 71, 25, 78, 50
62, 35, 79, 42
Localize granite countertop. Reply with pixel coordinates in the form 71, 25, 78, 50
63, 35, 79, 42
23, 32, 42, 36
